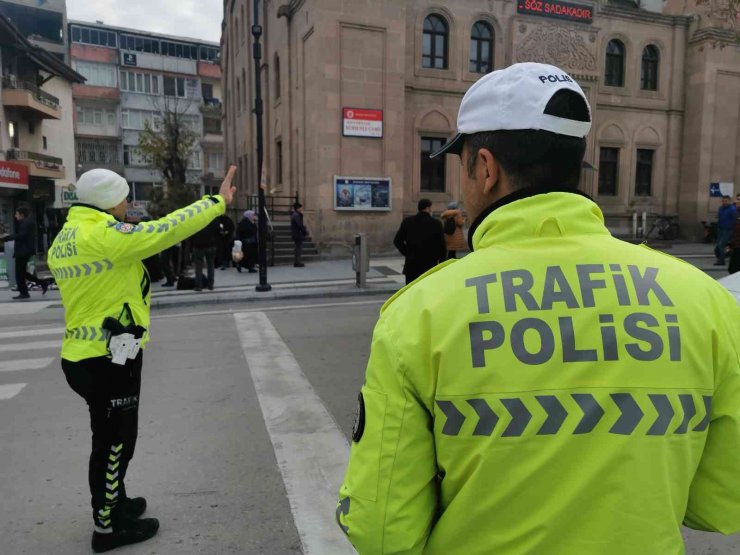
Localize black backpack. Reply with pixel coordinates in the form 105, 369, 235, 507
444, 216, 457, 235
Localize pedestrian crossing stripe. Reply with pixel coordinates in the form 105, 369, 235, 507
435, 392, 712, 438
0, 383, 27, 400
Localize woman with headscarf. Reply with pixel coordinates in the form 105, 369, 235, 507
440, 201, 467, 260
236, 210, 258, 273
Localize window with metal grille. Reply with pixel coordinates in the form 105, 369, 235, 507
470, 21, 493, 74
78, 141, 120, 164
635, 149, 654, 196
640, 45, 659, 91
422, 15, 449, 70
598, 147, 619, 196
421, 137, 446, 192
604, 40, 625, 87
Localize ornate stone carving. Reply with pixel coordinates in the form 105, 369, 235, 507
515, 24, 597, 72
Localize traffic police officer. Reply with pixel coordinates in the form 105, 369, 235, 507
49, 166, 236, 552
337, 63, 740, 554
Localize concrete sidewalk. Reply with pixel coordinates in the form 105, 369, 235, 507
0, 256, 407, 309
0, 240, 729, 310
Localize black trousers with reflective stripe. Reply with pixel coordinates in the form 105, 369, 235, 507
62, 353, 142, 527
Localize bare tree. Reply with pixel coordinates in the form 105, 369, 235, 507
138, 96, 199, 215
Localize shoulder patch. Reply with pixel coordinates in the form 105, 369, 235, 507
114, 222, 136, 234
381, 258, 459, 313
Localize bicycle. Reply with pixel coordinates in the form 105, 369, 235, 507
645, 214, 680, 240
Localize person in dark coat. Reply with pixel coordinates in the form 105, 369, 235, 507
393, 198, 447, 285
291, 202, 308, 268
235, 210, 258, 273
1, 204, 47, 299
715, 195, 737, 266
216, 215, 235, 270
190, 217, 220, 291
728, 194, 740, 274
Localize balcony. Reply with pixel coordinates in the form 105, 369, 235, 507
7, 149, 65, 179
2, 76, 61, 120
200, 98, 222, 116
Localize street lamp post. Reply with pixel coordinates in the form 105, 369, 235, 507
252, 0, 271, 292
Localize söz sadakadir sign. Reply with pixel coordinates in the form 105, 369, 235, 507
517, 0, 594, 23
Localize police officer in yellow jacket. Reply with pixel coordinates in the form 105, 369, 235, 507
49, 166, 236, 553
337, 62, 740, 554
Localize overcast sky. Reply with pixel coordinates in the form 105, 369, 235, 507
67, 0, 223, 43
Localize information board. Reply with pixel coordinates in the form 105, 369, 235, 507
334, 176, 391, 211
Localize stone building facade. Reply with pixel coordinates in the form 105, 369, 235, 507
222, 0, 740, 252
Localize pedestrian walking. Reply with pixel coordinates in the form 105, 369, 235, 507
0, 204, 48, 299
714, 195, 736, 266
337, 62, 740, 554
291, 202, 307, 268
440, 201, 467, 259
159, 245, 178, 287
236, 210, 258, 273
49, 166, 236, 553
190, 217, 220, 291
393, 198, 447, 284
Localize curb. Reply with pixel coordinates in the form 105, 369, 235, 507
149, 282, 400, 309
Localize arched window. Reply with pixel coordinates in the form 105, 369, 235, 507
640, 45, 659, 91
604, 39, 625, 87
422, 15, 448, 70
274, 54, 281, 100
469, 21, 493, 74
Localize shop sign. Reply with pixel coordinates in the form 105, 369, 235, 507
517, 0, 594, 23
123, 53, 137, 66
334, 176, 391, 211
0, 161, 29, 190
342, 108, 383, 138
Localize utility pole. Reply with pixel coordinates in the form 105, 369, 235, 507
252, 0, 271, 292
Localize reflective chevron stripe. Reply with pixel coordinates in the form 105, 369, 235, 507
434, 392, 712, 438
52, 259, 113, 281
65, 327, 107, 342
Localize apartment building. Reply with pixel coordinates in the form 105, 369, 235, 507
223, 0, 740, 249
0, 10, 82, 239
68, 21, 223, 220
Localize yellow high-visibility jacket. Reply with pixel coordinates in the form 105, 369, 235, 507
338, 191, 740, 555
48, 196, 225, 362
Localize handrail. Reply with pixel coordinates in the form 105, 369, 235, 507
2, 76, 60, 110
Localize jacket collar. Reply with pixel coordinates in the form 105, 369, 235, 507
468, 187, 609, 251
68, 203, 119, 223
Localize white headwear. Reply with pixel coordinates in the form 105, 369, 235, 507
75, 169, 130, 210
430, 62, 592, 158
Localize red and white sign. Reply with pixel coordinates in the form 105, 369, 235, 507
343, 108, 383, 138
0, 161, 29, 190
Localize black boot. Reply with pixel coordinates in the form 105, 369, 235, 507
92, 517, 159, 553
120, 497, 147, 519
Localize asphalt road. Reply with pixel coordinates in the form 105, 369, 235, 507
1, 295, 739, 554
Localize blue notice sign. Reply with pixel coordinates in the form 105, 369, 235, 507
334, 176, 392, 211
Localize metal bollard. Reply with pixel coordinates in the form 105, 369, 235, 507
353, 234, 369, 288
